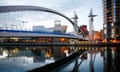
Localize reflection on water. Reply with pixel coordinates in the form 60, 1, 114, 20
59, 46, 120, 72
103, 47, 120, 72
0, 46, 120, 72
0, 46, 77, 72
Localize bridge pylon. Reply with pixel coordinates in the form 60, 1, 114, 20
71, 12, 79, 34
88, 8, 97, 40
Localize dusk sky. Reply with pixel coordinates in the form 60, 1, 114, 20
0, 0, 103, 32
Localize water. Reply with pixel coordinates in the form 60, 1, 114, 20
0, 46, 119, 72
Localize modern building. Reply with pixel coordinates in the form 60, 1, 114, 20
48, 20, 67, 33
0, 23, 24, 30
103, 0, 120, 40
53, 24, 67, 33
32, 26, 52, 32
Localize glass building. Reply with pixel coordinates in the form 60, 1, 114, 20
103, 0, 120, 40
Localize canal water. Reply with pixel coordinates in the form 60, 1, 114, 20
0, 46, 119, 72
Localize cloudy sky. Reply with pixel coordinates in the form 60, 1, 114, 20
0, 0, 103, 32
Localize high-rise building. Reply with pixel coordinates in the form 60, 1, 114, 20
103, 0, 120, 40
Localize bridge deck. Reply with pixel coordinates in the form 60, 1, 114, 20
0, 30, 87, 40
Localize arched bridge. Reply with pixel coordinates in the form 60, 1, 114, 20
0, 5, 76, 30
0, 5, 87, 40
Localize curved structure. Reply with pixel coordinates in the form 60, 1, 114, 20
0, 5, 75, 28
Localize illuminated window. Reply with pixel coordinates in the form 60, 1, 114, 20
112, 28, 115, 34
111, 23, 114, 27
104, 29, 107, 34
60, 38, 65, 42
103, 24, 106, 28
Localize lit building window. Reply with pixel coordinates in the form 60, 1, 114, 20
111, 23, 114, 27
104, 29, 107, 34
103, 24, 106, 28
60, 38, 65, 42
112, 33, 114, 38
112, 28, 115, 34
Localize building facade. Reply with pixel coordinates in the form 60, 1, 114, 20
49, 20, 67, 33
32, 26, 52, 32
103, 0, 120, 40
